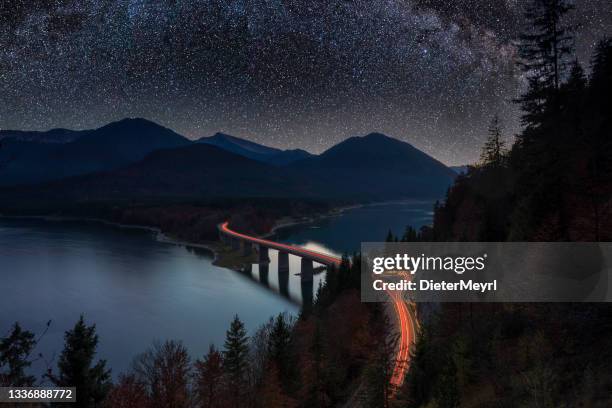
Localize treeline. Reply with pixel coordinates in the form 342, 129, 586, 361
1, 257, 398, 408
397, 0, 612, 406
433, 9, 611, 242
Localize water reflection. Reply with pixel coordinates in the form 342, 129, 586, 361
239, 245, 339, 306
0, 218, 297, 378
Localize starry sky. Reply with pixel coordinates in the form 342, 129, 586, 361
1, 0, 611, 165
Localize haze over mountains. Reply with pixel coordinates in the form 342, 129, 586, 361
198, 133, 312, 166
0, 118, 455, 207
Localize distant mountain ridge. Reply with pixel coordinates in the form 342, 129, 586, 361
0, 118, 456, 207
290, 133, 456, 199
198, 132, 312, 165
0, 118, 191, 187
0, 128, 85, 143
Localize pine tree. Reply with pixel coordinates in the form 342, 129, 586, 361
480, 115, 506, 168
268, 313, 294, 391
0, 323, 36, 386
223, 315, 249, 407
516, 0, 575, 127
47, 315, 111, 407
582, 38, 612, 240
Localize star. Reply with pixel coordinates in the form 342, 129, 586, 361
0, 0, 610, 165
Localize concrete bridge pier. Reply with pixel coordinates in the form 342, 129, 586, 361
278, 264, 289, 298
278, 251, 289, 273
301, 258, 314, 282
258, 245, 270, 264
259, 263, 269, 287
301, 277, 314, 313
242, 241, 252, 256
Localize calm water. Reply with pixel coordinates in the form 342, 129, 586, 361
274, 200, 435, 253
0, 200, 433, 378
0, 218, 296, 377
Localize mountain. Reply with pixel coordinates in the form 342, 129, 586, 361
0, 128, 85, 143
290, 133, 456, 199
0, 118, 191, 186
198, 133, 312, 165
0, 144, 315, 207
268, 149, 312, 166
0, 127, 455, 206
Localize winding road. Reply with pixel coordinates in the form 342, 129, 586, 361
220, 221, 416, 391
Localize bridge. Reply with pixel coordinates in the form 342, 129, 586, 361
218, 221, 415, 390
219, 221, 341, 281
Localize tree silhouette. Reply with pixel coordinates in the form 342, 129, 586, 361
480, 115, 507, 168
516, 0, 574, 126
132, 340, 191, 408
194, 344, 224, 408
0, 323, 36, 386
223, 315, 249, 407
47, 315, 111, 407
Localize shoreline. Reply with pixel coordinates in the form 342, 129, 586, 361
263, 198, 429, 238
0, 213, 222, 263
0, 198, 432, 268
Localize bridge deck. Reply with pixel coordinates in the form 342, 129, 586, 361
219, 222, 342, 266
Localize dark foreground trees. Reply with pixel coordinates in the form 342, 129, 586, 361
0, 323, 37, 387
401, 0, 612, 405
47, 315, 111, 407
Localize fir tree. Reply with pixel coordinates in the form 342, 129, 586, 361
267, 313, 293, 388
223, 315, 249, 407
516, 0, 575, 126
0, 323, 36, 386
47, 315, 111, 407
480, 115, 507, 168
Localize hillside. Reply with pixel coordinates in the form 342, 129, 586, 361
0, 144, 319, 209
198, 133, 312, 165
0, 127, 455, 208
0, 118, 191, 186
290, 133, 456, 199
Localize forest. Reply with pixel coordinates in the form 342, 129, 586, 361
393, 0, 612, 406
1, 0, 611, 407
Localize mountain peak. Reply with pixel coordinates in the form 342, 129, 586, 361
358, 132, 415, 147
102, 117, 165, 130
362, 132, 392, 139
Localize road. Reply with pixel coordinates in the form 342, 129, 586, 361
220, 221, 342, 266
220, 222, 415, 391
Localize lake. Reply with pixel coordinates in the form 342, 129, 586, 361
0, 200, 433, 378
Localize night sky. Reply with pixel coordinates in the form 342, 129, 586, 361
1, 0, 611, 165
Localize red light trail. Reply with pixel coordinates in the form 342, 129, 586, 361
220, 221, 415, 391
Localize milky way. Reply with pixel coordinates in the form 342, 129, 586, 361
1, 0, 610, 164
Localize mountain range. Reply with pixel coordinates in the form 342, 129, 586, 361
198, 133, 312, 166
0, 118, 455, 207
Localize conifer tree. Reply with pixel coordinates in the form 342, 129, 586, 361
0, 323, 36, 386
47, 315, 111, 407
480, 115, 506, 168
516, 0, 574, 127
223, 315, 249, 407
